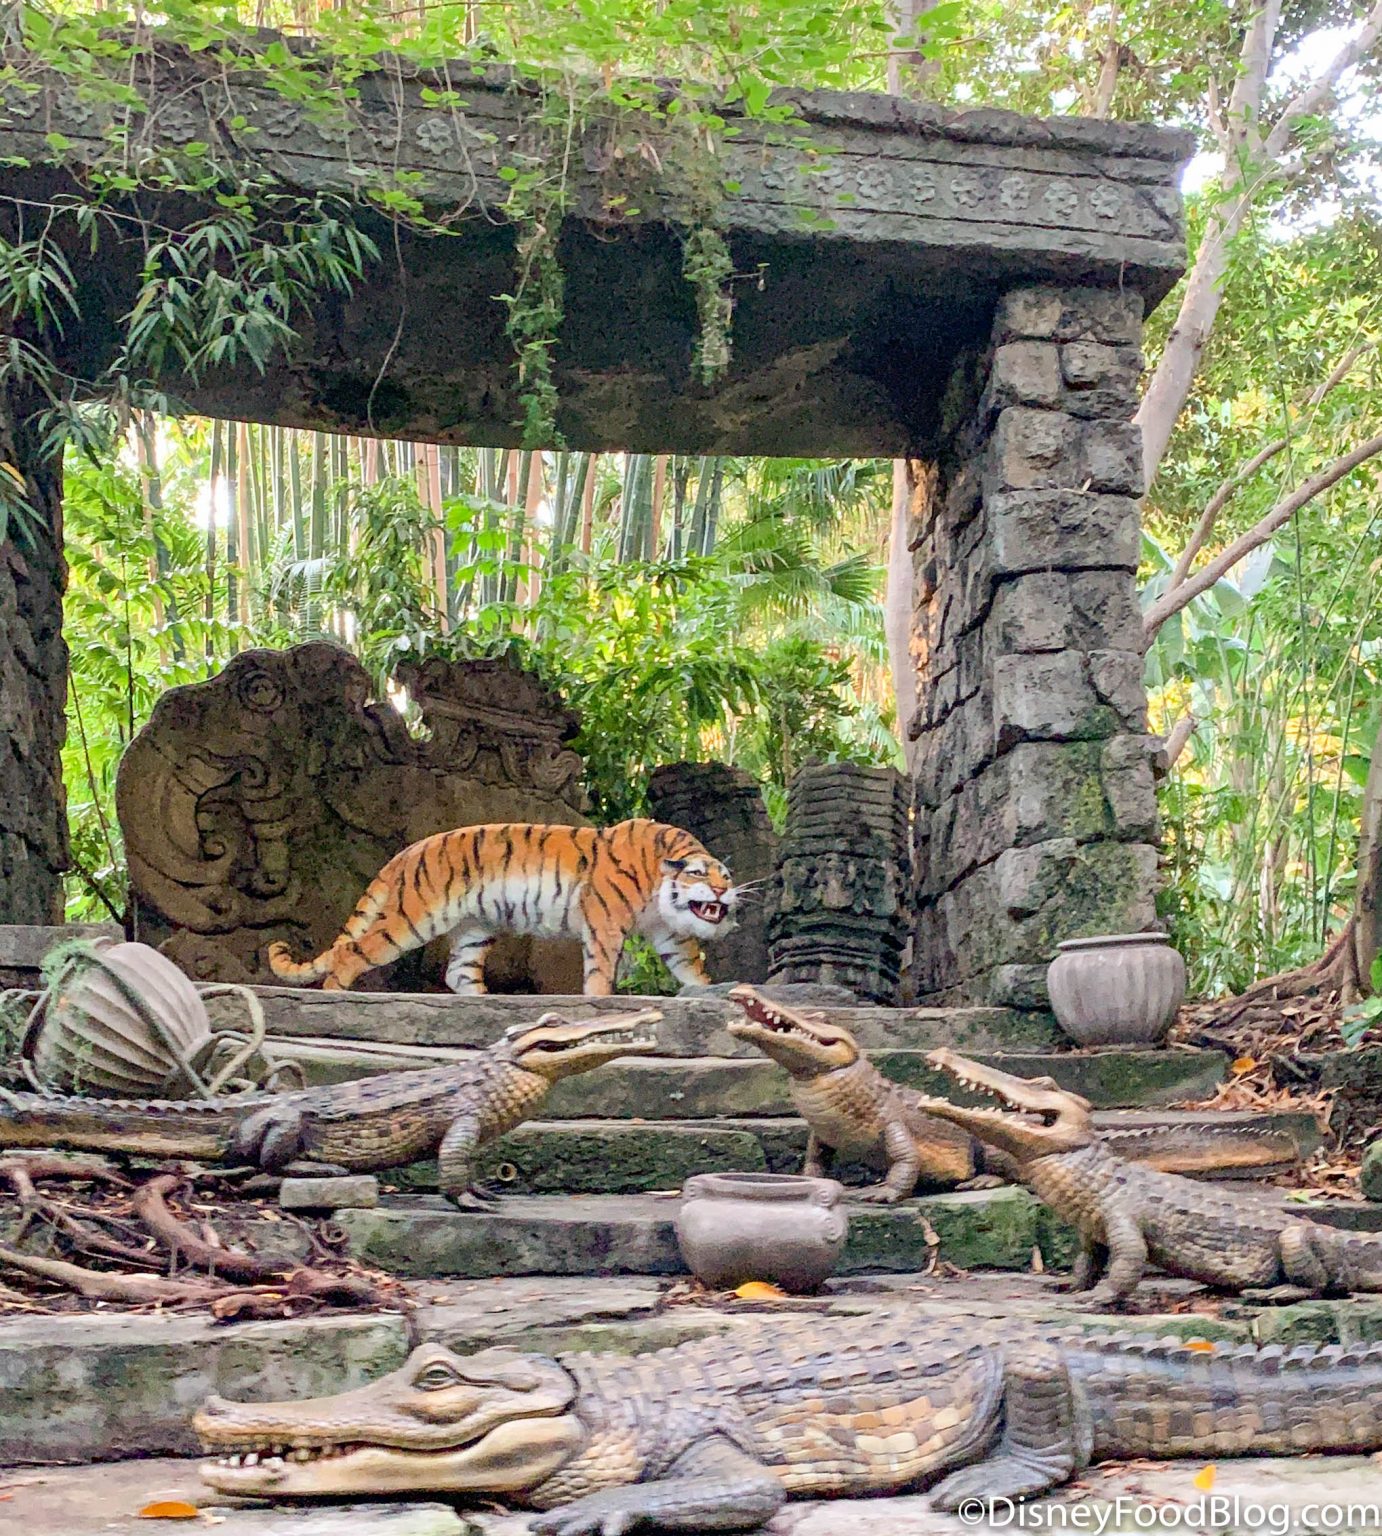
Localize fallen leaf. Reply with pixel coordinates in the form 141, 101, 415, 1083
138, 1500, 201, 1519
1231, 1056, 1258, 1074
734, 1281, 787, 1300
1185, 1339, 1216, 1352
1192, 1465, 1216, 1492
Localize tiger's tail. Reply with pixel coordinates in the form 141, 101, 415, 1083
265, 860, 406, 984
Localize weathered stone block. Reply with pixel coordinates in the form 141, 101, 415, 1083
1362, 1140, 1382, 1202
988, 341, 1063, 409
992, 652, 1118, 746
1081, 419, 1144, 495
995, 285, 1144, 346
280, 1175, 380, 1211
988, 490, 1141, 574
918, 740, 1156, 900
987, 407, 1076, 490
988, 572, 1070, 652
1089, 650, 1150, 731
1060, 340, 1143, 393
987, 570, 1144, 657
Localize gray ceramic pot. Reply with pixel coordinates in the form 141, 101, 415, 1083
675, 1171, 848, 1293
1046, 931, 1187, 1047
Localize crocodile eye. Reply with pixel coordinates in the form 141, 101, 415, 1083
416, 1363, 463, 1391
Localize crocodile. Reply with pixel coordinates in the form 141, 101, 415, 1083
195, 1320, 1382, 1530
913, 1047, 1382, 1306
0, 1010, 659, 1209
725, 986, 1300, 1202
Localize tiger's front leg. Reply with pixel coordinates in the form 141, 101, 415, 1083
652, 933, 710, 989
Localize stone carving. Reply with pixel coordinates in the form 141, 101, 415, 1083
949, 171, 984, 208
414, 117, 455, 154
646, 762, 778, 984
116, 643, 589, 990
766, 763, 911, 1004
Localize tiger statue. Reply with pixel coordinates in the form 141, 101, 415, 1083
266, 819, 739, 995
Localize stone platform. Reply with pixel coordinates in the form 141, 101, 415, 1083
12, 1455, 1382, 1536
8, 1273, 1382, 1535
7, 1272, 1382, 1466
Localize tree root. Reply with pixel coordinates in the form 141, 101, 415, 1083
0, 1243, 226, 1304
132, 1174, 287, 1282
0, 1167, 398, 1316
1211, 922, 1363, 1028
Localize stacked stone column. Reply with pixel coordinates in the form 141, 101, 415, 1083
910, 285, 1160, 1010
767, 764, 910, 1004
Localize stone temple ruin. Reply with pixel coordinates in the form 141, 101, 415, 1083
11, 44, 1359, 1536
0, 48, 1191, 1010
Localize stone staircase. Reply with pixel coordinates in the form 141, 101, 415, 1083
204, 987, 1331, 1281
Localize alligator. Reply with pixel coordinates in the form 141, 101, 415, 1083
196, 1320, 1382, 1530
726, 986, 1300, 1202
913, 1047, 1382, 1306
0, 1010, 659, 1209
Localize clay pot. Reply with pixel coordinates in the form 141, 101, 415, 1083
675, 1172, 848, 1293
1046, 932, 1187, 1047
23, 940, 214, 1096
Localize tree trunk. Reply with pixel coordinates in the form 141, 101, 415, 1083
0, 384, 69, 923
1354, 712, 1382, 990
884, 459, 917, 769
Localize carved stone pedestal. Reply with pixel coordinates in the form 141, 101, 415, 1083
767, 764, 910, 1004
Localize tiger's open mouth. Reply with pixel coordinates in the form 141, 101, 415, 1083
690, 900, 728, 923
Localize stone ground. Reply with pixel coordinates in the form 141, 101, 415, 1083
10, 1449, 1382, 1535
9, 1272, 1382, 1536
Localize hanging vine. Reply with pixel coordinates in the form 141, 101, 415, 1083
0, 0, 894, 494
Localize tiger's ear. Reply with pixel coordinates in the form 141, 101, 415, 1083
661, 858, 688, 876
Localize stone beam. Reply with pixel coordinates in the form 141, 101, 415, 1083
0, 47, 1192, 455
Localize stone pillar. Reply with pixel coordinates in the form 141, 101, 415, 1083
0, 387, 68, 924
910, 285, 1160, 1010
646, 761, 777, 984
768, 763, 910, 1004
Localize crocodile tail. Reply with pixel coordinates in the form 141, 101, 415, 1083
1075, 1333, 1382, 1460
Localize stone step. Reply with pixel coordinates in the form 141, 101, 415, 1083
278, 1040, 1229, 1114
206, 986, 1065, 1055
337, 1188, 1069, 1279
388, 1107, 1314, 1195
7, 1269, 1381, 1469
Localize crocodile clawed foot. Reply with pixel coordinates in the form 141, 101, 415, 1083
956, 1174, 1005, 1191
446, 1188, 503, 1212
931, 1454, 1064, 1511
1077, 1287, 1132, 1312
852, 1186, 905, 1205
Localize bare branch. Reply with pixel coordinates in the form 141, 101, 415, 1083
1143, 428, 1382, 643
1159, 715, 1199, 772
1265, 0, 1382, 160
1165, 341, 1374, 591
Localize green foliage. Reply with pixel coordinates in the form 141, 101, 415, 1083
1343, 957, 1382, 1048
1145, 213, 1382, 993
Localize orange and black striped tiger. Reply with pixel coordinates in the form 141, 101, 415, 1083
266, 819, 738, 995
